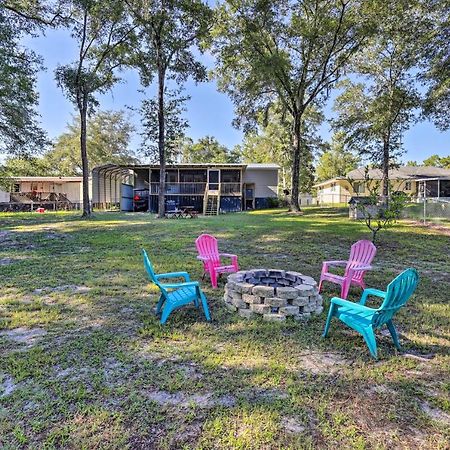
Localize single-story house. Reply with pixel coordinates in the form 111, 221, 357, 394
314, 166, 450, 205
92, 163, 280, 214
0, 176, 86, 210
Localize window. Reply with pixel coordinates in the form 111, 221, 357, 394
405, 181, 412, 191
354, 182, 365, 194
31, 182, 38, 191
330, 182, 336, 192
12, 183, 20, 193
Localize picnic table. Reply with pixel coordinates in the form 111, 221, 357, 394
180, 206, 199, 218
165, 206, 198, 219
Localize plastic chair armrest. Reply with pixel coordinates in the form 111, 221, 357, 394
331, 296, 375, 312
359, 288, 387, 305
324, 260, 348, 266
219, 253, 237, 258
196, 256, 209, 261
156, 271, 191, 282
160, 281, 199, 289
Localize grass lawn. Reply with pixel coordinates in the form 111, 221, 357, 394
0, 208, 449, 449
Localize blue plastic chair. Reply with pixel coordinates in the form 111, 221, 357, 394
142, 249, 211, 324
323, 268, 419, 358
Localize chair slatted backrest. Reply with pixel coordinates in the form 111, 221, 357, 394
372, 268, 419, 328
345, 240, 377, 281
195, 234, 220, 266
142, 249, 167, 295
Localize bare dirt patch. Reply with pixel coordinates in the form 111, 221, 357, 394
0, 327, 47, 346
366, 384, 397, 396
420, 401, 450, 425
402, 351, 436, 362
44, 231, 71, 240
145, 390, 236, 408
282, 417, 306, 434
0, 375, 16, 398
0, 257, 14, 266
177, 362, 204, 380
0, 231, 35, 250
33, 285, 91, 295
297, 351, 351, 374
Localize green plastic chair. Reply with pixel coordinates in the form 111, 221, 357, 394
142, 249, 211, 324
323, 268, 419, 358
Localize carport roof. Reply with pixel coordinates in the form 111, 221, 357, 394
93, 163, 280, 171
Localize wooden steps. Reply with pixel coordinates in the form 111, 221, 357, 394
203, 192, 220, 215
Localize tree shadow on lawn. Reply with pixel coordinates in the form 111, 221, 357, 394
129, 317, 447, 448
2, 212, 447, 333
1, 213, 448, 430
1, 281, 448, 448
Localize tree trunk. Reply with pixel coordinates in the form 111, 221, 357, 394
381, 134, 390, 206
289, 114, 302, 212
157, 66, 166, 218
79, 98, 91, 217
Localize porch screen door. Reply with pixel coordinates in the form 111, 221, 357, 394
208, 170, 220, 191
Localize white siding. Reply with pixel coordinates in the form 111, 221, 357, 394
60, 182, 83, 202
317, 181, 352, 204
0, 190, 10, 202
243, 168, 278, 198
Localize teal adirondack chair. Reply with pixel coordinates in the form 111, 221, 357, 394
142, 249, 211, 324
323, 268, 419, 358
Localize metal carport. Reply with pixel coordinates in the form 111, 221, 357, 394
92, 164, 134, 211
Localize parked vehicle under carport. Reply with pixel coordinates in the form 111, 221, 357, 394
133, 189, 149, 212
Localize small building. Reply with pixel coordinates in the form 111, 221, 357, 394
92, 163, 280, 214
348, 196, 380, 220
314, 166, 450, 205
0, 176, 86, 211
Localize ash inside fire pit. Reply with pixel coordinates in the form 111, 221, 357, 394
224, 269, 323, 322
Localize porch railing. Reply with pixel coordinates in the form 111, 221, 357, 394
149, 182, 206, 195
149, 182, 242, 196
220, 183, 241, 195
9, 192, 73, 203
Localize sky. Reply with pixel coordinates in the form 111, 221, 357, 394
17, 28, 450, 165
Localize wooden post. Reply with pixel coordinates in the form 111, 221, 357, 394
240, 167, 244, 211
423, 181, 427, 225
148, 167, 152, 212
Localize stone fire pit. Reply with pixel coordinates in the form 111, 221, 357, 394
224, 269, 323, 322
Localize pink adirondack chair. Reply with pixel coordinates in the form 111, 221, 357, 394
319, 240, 376, 299
195, 234, 239, 288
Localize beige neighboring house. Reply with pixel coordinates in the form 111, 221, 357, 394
314, 166, 450, 205
0, 176, 87, 208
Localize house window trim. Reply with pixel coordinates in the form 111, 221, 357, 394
354, 182, 365, 194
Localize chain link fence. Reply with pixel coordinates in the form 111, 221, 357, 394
402, 198, 450, 225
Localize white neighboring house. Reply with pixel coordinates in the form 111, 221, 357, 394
0, 176, 88, 208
